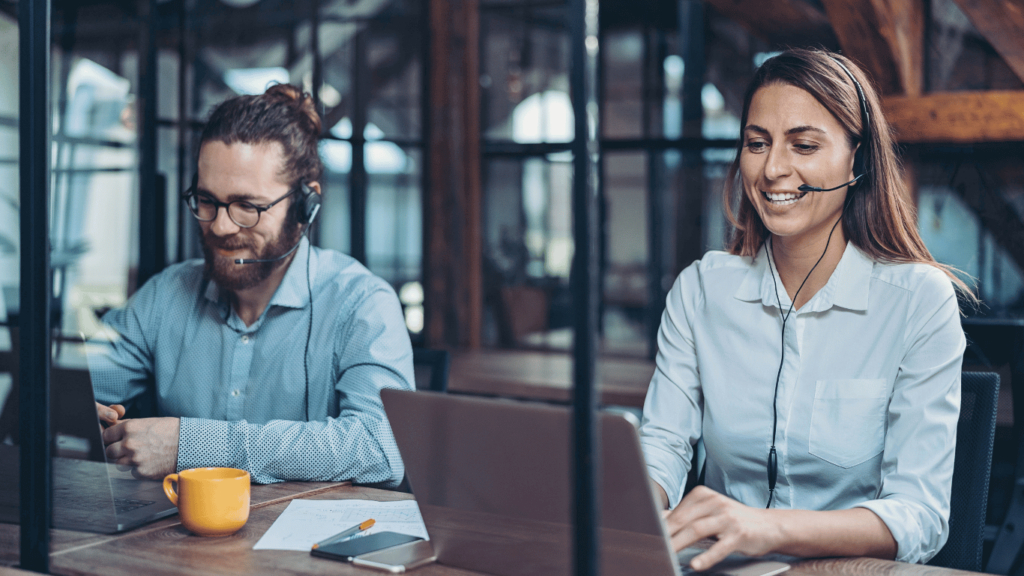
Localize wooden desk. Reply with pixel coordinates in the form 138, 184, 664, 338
448, 349, 655, 409
3, 483, 983, 576
0, 480, 349, 567
47, 486, 478, 576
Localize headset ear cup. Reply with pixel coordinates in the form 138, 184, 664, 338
305, 191, 321, 225
300, 183, 321, 225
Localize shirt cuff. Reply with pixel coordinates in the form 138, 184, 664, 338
641, 441, 690, 509
177, 417, 238, 472
854, 499, 933, 564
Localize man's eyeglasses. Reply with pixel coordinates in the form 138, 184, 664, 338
184, 186, 297, 229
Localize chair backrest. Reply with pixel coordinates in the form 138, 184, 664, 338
412, 348, 450, 393
928, 371, 1000, 572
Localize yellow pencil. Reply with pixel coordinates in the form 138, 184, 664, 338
311, 519, 376, 550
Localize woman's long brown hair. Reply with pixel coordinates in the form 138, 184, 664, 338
723, 48, 976, 303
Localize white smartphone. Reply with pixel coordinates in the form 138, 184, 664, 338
351, 540, 437, 573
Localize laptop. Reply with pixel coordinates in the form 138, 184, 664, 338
382, 389, 792, 576
0, 333, 178, 533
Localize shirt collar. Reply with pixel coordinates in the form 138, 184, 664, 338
269, 235, 314, 309
734, 247, 769, 303
203, 235, 314, 311
830, 242, 873, 312
733, 240, 873, 313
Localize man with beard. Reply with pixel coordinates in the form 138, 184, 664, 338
89, 84, 414, 486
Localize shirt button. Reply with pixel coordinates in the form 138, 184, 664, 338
241, 335, 250, 344
231, 389, 240, 397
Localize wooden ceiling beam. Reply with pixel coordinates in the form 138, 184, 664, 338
952, 0, 1024, 84
701, 0, 839, 51
883, 90, 1024, 143
820, 0, 924, 96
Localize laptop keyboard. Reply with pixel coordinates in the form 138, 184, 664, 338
114, 498, 156, 514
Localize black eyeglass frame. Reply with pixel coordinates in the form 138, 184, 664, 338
184, 185, 298, 229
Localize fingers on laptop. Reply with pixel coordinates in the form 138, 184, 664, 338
104, 425, 141, 473
101, 418, 179, 479
96, 402, 126, 426
665, 486, 776, 570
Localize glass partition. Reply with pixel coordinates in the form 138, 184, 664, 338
0, 4, 17, 454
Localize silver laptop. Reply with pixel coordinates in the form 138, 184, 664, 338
0, 334, 178, 533
382, 389, 792, 576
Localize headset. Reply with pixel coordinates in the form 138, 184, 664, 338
231, 182, 321, 265
186, 172, 322, 422
761, 55, 870, 508
797, 57, 871, 193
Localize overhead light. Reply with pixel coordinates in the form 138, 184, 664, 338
511, 90, 574, 144
321, 83, 342, 108
219, 0, 261, 8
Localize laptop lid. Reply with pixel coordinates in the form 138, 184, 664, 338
381, 389, 680, 576
0, 332, 176, 533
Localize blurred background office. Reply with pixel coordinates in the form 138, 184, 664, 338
2, 0, 1024, 571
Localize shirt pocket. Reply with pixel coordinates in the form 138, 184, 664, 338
808, 379, 888, 468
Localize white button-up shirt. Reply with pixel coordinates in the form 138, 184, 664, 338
640, 242, 965, 564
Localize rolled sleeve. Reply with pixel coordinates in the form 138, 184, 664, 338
640, 264, 704, 509
177, 415, 399, 485
855, 270, 964, 563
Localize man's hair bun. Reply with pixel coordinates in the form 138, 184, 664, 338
264, 83, 322, 137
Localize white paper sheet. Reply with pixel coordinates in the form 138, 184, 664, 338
253, 499, 429, 551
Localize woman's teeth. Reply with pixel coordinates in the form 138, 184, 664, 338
763, 191, 805, 206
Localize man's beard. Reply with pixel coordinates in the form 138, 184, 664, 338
200, 220, 303, 292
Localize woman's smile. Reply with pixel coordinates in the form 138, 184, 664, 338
762, 189, 808, 206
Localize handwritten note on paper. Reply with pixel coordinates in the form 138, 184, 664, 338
253, 499, 429, 551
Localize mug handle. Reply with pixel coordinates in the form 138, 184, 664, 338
163, 473, 179, 506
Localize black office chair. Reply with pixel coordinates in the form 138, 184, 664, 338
412, 348, 450, 393
928, 371, 1000, 572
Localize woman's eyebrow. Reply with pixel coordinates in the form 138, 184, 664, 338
785, 125, 826, 136
743, 124, 828, 136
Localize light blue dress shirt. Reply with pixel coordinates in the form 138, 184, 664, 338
90, 237, 414, 486
640, 242, 965, 564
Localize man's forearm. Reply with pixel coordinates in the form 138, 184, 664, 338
177, 415, 401, 485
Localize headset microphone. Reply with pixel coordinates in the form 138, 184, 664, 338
234, 237, 304, 265
797, 173, 864, 193
793, 58, 870, 196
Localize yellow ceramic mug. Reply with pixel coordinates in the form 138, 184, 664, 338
163, 467, 251, 537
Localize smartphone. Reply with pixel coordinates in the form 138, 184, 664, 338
310, 532, 423, 563
351, 540, 437, 573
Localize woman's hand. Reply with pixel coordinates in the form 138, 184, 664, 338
664, 486, 782, 571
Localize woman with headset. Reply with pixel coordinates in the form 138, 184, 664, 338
639, 48, 972, 569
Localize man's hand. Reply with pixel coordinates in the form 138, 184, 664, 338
663, 486, 782, 571
102, 417, 180, 479
95, 402, 126, 427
